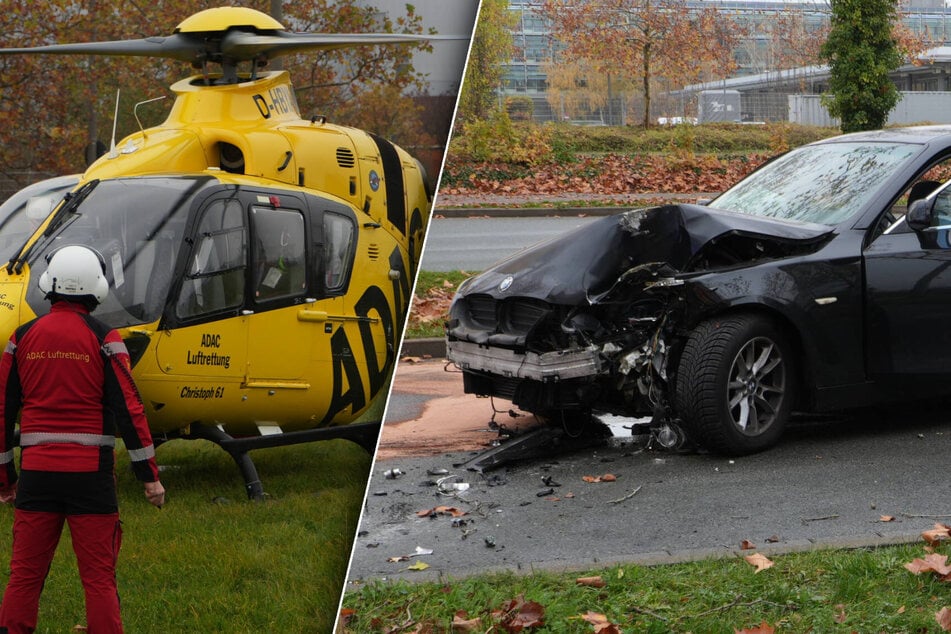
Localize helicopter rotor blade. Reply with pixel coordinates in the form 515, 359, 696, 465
0, 34, 208, 64
0, 31, 449, 67
220, 31, 432, 60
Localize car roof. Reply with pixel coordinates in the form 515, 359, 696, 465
814, 125, 951, 146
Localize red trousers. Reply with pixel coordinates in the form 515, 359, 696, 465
0, 510, 123, 633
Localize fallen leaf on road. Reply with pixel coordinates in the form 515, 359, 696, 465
387, 555, 409, 563
740, 539, 756, 550
417, 506, 468, 518
451, 611, 482, 633
580, 611, 621, 633
338, 608, 355, 627
492, 595, 545, 632
905, 552, 951, 576
879, 515, 896, 522
576, 576, 606, 588
406, 561, 430, 571
582, 474, 617, 483
744, 553, 774, 573
937, 607, 951, 631
924, 523, 951, 546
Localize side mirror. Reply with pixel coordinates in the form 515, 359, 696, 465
907, 198, 935, 232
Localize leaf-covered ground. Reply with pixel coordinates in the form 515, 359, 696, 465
439, 153, 769, 199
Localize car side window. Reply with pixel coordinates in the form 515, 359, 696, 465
934, 190, 951, 227
323, 212, 355, 292
251, 206, 306, 302
176, 199, 246, 319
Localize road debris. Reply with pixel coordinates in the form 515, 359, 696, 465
437, 474, 470, 495
583, 474, 617, 483
416, 506, 468, 519
576, 576, 606, 588
608, 485, 643, 505
800, 514, 839, 525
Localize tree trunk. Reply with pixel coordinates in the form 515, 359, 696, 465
642, 42, 652, 128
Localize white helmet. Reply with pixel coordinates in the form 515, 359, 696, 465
38, 245, 109, 303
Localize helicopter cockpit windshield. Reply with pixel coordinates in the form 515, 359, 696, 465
25, 176, 209, 328
0, 175, 80, 263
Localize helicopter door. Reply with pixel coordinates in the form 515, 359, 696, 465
156, 196, 248, 380
244, 201, 311, 383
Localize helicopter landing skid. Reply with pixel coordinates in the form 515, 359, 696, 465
183, 421, 382, 500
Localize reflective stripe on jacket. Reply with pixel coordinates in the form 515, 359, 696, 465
0, 301, 160, 486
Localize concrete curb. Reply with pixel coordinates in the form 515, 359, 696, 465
399, 337, 446, 359
434, 206, 622, 218
348, 531, 927, 584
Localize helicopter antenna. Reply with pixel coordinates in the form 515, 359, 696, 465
108, 89, 121, 159
134, 96, 167, 139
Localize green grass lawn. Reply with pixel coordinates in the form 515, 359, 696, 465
0, 437, 372, 633
343, 543, 951, 632
405, 271, 472, 340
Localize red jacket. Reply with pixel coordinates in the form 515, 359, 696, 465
0, 301, 159, 486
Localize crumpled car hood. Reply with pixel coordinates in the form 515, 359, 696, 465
462, 204, 834, 305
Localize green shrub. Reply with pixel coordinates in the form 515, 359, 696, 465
452, 122, 843, 162
451, 110, 555, 165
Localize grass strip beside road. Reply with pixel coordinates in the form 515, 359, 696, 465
406, 271, 471, 340
342, 542, 951, 632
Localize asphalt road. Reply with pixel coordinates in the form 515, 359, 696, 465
348, 399, 951, 583
420, 216, 600, 271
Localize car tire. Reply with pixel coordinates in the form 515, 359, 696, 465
675, 313, 796, 455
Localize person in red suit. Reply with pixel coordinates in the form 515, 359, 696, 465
0, 245, 165, 633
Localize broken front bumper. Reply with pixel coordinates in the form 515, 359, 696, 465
446, 340, 603, 382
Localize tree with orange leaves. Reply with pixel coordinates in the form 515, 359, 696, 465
0, 1, 436, 189
541, 0, 740, 128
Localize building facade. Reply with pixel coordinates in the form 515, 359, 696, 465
503, 0, 951, 124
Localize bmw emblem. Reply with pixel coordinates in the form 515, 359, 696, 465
499, 276, 514, 292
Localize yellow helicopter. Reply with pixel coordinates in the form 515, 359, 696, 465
0, 6, 438, 498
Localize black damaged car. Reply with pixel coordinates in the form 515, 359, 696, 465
446, 125, 951, 455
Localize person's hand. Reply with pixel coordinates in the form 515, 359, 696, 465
144, 480, 165, 508
0, 482, 16, 504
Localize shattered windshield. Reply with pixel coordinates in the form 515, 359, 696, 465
26, 177, 207, 329
711, 142, 921, 225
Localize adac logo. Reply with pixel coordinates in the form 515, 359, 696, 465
369, 170, 380, 192
499, 276, 514, 292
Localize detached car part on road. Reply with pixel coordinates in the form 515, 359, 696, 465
447, 126, 951, 455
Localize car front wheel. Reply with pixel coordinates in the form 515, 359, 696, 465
675, 313, 796, 455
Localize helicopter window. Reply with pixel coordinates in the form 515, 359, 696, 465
251, 206, 306, 302
0, 175, 78, 262
25, 177, 199, 329
323, 212, 355, 292
176, 199, 247, 320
